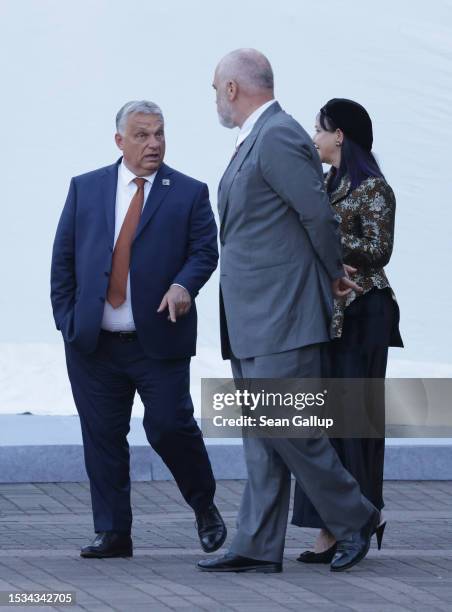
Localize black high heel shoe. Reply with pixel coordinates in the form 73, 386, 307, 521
374, 520, 386, 550
298, 519, 386, 564
297, 543, 337, 564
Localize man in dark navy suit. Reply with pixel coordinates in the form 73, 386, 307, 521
51, 100, 226, 558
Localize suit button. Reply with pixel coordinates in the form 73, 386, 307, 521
109, 246, 113, 253
220, 240, 225, 246
104, 271, 110, 277
99, 297, 105, 303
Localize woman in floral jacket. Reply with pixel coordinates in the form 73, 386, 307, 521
292, 99, 403, 562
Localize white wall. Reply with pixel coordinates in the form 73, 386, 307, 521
1, 0, 451, 413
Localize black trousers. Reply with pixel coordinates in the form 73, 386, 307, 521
64, 331, 216, 533
292, 288, 403, 528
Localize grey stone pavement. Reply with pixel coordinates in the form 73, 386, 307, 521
0, 481, 451, 612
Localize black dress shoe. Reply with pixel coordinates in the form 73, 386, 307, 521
198, 552, 282, 573
330, 511, 379, 572
80, 531, 133, 558
195, 504, 227, 553
297, 543, 337, 564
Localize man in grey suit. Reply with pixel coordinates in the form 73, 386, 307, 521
198, 49, 379, 573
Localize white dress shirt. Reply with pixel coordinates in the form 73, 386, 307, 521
101, 161, 156, 331
235, 99, 277, 149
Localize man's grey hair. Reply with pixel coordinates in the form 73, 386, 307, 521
116, 100, 164, 134
217, 49, 274, 93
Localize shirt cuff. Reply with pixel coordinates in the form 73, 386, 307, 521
171, 283, 188, 292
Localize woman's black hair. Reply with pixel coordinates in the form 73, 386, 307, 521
319, 111, 385, 193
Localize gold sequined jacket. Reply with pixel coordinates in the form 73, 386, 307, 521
326, 170, 398, 339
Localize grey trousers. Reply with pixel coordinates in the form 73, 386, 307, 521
229, 344, 376, 563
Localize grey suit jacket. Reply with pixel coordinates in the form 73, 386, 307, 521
218, 102, 344, 360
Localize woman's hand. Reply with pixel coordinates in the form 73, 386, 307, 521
343, 264, 357, 277
331, 264, 362, 298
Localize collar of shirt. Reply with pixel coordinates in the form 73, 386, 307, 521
119, 159, 157, 188
235, 99, 277, 149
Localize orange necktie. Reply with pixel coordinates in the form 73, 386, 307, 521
107, 177, 146, 308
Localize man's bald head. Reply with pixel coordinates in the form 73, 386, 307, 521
213, 49, 275, 129
216, 48, 274, 95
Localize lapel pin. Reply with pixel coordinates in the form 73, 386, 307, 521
162, 178, 170, 186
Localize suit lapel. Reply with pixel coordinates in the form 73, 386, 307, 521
101, 159, 174, 245
217, 145, 241, 209
218, 137, 255, 224
135, 163, 174, 240
101, 159, 121, 247
218, 102, 282, 229
217, 146, 245, 223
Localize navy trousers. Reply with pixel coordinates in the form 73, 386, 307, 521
64, 331, 215, 533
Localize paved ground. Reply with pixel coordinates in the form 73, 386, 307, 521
0, 480, 451, 611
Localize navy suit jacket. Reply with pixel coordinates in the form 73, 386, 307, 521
50, 159, 218, 359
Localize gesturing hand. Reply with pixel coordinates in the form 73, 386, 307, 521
157, 284, 192, 323
331, 264, 363, 298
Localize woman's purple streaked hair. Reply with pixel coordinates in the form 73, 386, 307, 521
319, 110, 385, 193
